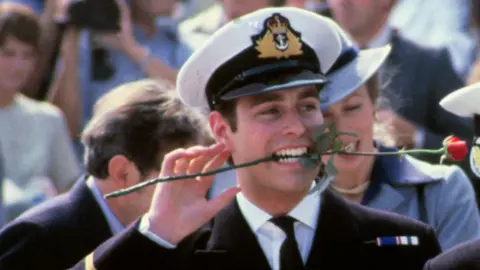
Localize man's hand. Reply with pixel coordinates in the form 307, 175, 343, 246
145, 143, 241, 245
376, 109, 419, 148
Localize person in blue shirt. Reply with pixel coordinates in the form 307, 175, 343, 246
48, 0, 193, 138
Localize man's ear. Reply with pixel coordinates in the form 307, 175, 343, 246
107, 155, 131, 187
209, 111, 234, 152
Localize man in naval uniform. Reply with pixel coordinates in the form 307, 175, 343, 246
72, 7, 442, 270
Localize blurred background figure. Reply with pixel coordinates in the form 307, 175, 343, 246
179, 0, 287, 51
466, 0, 480, 85
388, 0, 475, 80
287, 0, 331, 16
325, 0, 472, 167
0, 78, 209, 269
0, 2, 81, 222
45, 0, 195, 165
288, 0, 475, 80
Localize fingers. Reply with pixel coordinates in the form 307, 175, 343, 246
161, 144, 227, 178
198, 150, 230, 184
161, 148, 188, 178
187, 147, 229, 175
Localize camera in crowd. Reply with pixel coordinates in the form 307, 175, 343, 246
67, 0, 121, 32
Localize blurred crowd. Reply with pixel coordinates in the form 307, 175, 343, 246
0, 0, 480, 255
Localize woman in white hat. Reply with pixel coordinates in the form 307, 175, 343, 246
321, 26, 480, 251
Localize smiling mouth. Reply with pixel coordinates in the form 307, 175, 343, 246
271, 147, 315, 163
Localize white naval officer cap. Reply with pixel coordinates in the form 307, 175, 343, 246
440, 82, 480, 178
176, 7, 391, 111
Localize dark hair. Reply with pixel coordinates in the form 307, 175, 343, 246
82, 79, 207, 179
365, 72, 380, 103
0, 3, 40, 52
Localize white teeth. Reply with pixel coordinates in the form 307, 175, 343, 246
275, 147, 307, 159
344, 142, 357, 153
278, 157, 300, 163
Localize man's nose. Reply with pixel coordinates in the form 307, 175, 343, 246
282, 112, 308, 136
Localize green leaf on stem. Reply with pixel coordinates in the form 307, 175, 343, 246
299, 156, 318, 170
325, 157, 337, 177
312, 123, 329, 141
333, 139, 343, 151
328, 122, 337, 135
316, 134, 335, 154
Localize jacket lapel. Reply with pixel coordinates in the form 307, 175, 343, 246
68, 176, 113, 246
196, 199, 271, 270
305, 190, 363, 269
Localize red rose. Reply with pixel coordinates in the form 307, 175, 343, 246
445, 138, 468, 161
443, 135, 460, 145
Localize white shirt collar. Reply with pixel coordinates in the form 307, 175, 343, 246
237, 181, 321, 232
86, 176, 124, 235
368, 24, 392, 49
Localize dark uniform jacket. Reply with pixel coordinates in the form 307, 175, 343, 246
72, 190, 441, 270
0, 177, 112, 270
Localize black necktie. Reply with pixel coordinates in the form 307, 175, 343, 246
270, 216, 305, 270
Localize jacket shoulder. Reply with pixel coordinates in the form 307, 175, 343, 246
405, 156, 464, 181
425, 239, 480, 270
348, 200, 434, 233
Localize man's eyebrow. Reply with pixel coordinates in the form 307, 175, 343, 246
248, 86, 320, 108
248, 92, 284, 108
298, 87, 320, 100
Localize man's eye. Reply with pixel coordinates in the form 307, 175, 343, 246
301, 104, 318, 111
346, 105, 362, 112
260, 108, 279, 115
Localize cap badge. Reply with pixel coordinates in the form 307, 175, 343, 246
252, 13, 303, 59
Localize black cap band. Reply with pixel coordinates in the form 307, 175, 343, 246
212, 59, 320, 105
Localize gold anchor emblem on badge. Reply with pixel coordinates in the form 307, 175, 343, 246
253, 13, 303, 59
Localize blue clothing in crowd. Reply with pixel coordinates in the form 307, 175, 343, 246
363, 145, 480, 251
78, 19, 193, 125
